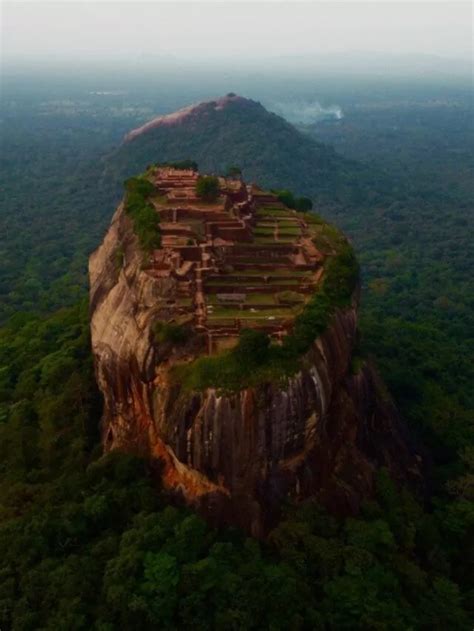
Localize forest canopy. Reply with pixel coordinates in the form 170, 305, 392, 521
0, 77, 472, 628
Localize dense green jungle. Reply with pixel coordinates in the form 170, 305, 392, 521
0, 71, 473, 629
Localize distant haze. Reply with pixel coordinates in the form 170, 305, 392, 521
2, 2, 473, 73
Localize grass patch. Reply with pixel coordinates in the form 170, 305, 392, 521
206, 294, 278, 306
244, 294, 278, 305
268, 279, 301, 286
227, 257, 290, 264
253, 236, 277, 244
256, 208, 292, 218
254, 226, 275, 236
276, 291, 305, 305
230, 243, 291, 250
205, 279, 301, 289
278, 221, 300, 228
206, 318, 236, 327
224, 270, 307, 277
303, 212, 325, 225
275, 237, 296, 243
278, 226, 301, 235
205, 278, 255, 286
207, 306, 294, 318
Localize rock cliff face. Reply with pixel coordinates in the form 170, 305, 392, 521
90, 172, 423, 536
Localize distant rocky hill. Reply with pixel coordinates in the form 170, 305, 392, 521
89, 165, 423, 535
105, 94, 369, 205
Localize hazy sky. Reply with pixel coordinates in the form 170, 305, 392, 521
2, 1, 473, 65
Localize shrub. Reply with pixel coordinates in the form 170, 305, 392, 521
176, 328, 284, 392
274, 189, 313, 212
114, 246, 125, 270
289, 293, 332, 355
276, 189, 296, 209
234, 329, 270, 366
196, 176, 220, 202
295, 197, 313, 212
323, 245, 359, 306
162, 160, 198, 171
124, 177, 155, 198
153, 322, 190, 345
226, 166, 242, 178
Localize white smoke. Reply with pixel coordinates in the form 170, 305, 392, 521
269, 100, 343, 124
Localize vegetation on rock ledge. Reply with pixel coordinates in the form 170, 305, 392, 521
176, 242, 359, 391
124, 177, 161, 253
274, 188, 313, 212
153, 321, 191, 346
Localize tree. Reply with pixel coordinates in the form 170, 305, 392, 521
276, 189, 296, 209
226, 166, 242, 179
196, 176, 220, 202
274, 189, 313, 212
295, 196, 313, 212
234, 329, 270, 366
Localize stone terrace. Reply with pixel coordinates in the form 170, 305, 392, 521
146, 167, 326, 354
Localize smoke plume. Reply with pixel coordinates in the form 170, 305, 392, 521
268, 100, 343, 124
